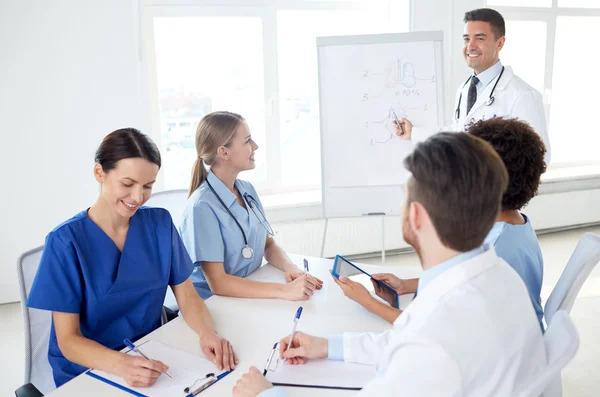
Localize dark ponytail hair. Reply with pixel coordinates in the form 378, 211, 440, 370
95, 128, 161, 172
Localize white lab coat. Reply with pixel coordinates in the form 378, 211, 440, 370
412, 66, 551, 164
342, 248, 547, 397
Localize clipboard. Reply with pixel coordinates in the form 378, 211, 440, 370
263, 342, 376, 390
86, 340, 232, 396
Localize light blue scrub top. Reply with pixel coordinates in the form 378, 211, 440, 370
179, 171, 268, 299
485, 213, 544, 331
26, 207, 194, 387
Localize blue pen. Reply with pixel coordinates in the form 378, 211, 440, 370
303, 258, 309, 273
283, 307, 303, 361
123, 338, 173, 379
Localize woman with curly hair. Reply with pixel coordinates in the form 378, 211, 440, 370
333, 117, 547, 332
468, 117, 546, 331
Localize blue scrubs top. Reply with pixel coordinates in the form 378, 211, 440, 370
485, 213, 545, 331
179, 171, 268, 299
26, 207, 194, 387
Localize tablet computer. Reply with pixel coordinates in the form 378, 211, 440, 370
331, 255, 399, 309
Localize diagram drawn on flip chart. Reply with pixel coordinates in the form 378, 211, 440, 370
318, 32, 444, 217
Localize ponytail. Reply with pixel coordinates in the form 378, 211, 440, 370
188, 157, 208, 198
190, 111, 244, 197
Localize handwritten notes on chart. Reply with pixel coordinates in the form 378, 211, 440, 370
319, 40, 440, 187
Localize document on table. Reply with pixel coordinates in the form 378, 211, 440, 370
87, 340, 230, 396
265, 355, 376, 390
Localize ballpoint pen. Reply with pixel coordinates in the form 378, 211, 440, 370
263, 343, 279, 376
123, 338, 173, 379
391, 108, 404, 136
303, 258, 309, 273
283, 307, 303, 362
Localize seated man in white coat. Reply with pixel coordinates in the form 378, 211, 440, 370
232, 132, 546, 397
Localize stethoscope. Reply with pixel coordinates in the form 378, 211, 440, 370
206, 180, 274, 259
455, 66, 505, 121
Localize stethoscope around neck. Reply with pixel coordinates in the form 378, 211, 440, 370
455, 65, 505, 121
206, 179, 274, 259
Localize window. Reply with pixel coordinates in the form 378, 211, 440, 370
550, 16, 600, 163
489, 1, 600, 167
145, 1, 409, 193
152, 16, 266, 190
277, 8, 408, 189
487, 0, 550, 6
558, 0, 600, 7
500, 20, 546, 94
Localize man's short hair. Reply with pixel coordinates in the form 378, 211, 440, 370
468, 118, 547, 211
403, 132, 509, 252
464, 8, 506, 39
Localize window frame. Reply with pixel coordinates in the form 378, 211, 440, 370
489, 0, 600, 169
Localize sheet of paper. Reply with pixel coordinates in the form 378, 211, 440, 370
88, 340, 223, 397
266, 357, 376, 389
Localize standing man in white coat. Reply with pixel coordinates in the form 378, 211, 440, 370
396, 8, 551, 164
232, 133, 546, 397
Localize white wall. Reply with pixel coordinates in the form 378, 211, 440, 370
0, 0, 147, 303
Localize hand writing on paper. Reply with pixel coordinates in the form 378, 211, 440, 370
331, 272, 373, 307
279, 331, 328, 365
114, 354, 168, 388
281, 274, 322, 301
233, 367, 273, 397
199, 331, 238, 372
285, 268, 323, 288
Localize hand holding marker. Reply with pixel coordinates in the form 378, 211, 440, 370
391, 108, 404, 136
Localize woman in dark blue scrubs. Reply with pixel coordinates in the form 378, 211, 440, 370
27, 128, 237, 388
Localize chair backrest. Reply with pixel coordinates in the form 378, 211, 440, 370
516, 311, 579, 397
16, 246, 56, 394
545, 232, 600, 325
145, 189, 189, 228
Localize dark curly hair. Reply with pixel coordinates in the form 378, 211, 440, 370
467, 117, 546, 211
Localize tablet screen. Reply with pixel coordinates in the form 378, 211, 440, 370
332, 255, 399, 308
333, 256, 377, 292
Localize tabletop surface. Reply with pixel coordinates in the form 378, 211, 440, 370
47, 254, 420, 397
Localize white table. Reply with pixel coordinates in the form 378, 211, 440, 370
47, 255, 420, 396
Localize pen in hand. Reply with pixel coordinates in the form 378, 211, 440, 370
284, 307, 303, 362
391, 108, 404, 136
303, 258, 309, 273
123, 338, 173, 379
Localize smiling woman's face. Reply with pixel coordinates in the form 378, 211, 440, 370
94, 157, 159, 218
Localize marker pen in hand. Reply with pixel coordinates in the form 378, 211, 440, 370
391, 109, 404, 136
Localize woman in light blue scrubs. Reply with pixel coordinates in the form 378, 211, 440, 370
27, 128, 237, 388
180, 111, 322, 300
470, 117, 547, 331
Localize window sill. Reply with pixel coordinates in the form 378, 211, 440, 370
540, 165, 600, 194
262, 165, 600, 223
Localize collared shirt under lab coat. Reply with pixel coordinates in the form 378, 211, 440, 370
412, 61, 552, 164
260, 247, 546, 397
